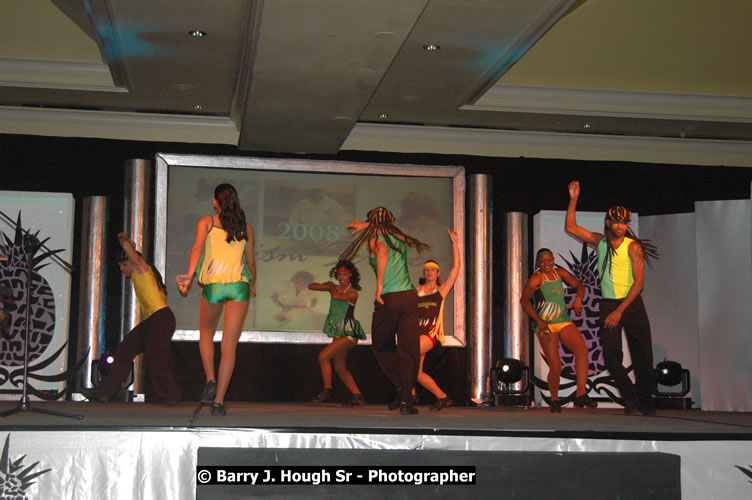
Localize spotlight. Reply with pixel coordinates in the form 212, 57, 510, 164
491, 358, 530, 407
654, 360, 690, 397
653, 359, 693, 409
90, 352, 132, 389
494, 358, 525, 384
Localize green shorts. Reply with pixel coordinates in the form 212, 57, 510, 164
202, 282, 250, 304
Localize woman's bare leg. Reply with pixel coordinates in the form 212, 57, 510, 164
537, 331, 562, 400
559, 324, 590, 397
213, 300, 249, 404
415, 335, 447, 400
199, 298, 223, 383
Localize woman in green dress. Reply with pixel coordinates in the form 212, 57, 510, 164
308, 260, 367, 406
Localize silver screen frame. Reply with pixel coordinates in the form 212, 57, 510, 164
154, 153, 465, 346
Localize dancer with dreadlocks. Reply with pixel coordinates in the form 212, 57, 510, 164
343, 207, 430, 415
565, 181, 659, 416
308, 260, 367, 406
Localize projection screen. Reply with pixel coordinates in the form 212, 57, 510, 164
154, 154, 465, 345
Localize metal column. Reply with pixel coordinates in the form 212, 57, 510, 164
75, 196, 108, 394
467, 174, 493, 405
504, 212, 529, 392
122, 159, 153, 400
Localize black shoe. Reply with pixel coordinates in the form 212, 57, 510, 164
80, 387, 109, 403
312, 388, 333, 403
574, 394, 598, 408
399, 402, 418, 415
211, 402, 226, 416
624, 399, 639, 415
387, 394, 401, 411
550, 400, 562, 413
638, 399, 657, 417
342, 393, 366, 407
430, 397, 452, 411
200, 380, 217, 403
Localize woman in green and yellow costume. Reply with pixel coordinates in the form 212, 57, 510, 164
176, 183, 256, 416
308, 260, 367, 406
521, 248, 597, 413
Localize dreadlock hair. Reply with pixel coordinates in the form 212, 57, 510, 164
600, 207, 659, 276
214, 183, 248, 243
118, 249, 167, 295
338, 206, 430, 262
329, 259, 362, 291
418, 259, 441, 286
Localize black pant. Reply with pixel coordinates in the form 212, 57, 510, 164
599, 295, 655, 407
98, 307, 181, 401
371, 289, 419, 402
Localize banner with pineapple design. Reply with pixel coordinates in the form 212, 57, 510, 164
0, 191, 74, 400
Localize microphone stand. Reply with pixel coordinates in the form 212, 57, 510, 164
0, 225, 81, 419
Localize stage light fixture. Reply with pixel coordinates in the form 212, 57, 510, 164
494, 358, 525, 384
90, 352, 132, 389
490, 358, 530, 406
654, 359, 690, 397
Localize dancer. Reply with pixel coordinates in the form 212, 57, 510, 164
308, 260, 367, 406
521, 248, 598, 412
343, 207, 429, 415
412, 228, 461, 410
81, 232, 181, 404
566, 180, 659, 416
176, 183, 256, 416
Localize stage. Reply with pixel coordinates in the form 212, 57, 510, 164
1, 401, 751, 499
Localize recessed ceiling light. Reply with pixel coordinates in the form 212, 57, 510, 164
378, 113, 388, 119
423, 44, 440, 51
189, 30, 206, 38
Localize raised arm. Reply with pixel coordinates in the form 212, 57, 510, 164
117, 232, 149, 274
438, 228, 462, 298
565, 181, 603, 246
347, 219, 368, 235
520, 273, 550, 334
558, 268, 585, 315
603, 242, 645, 328
308, 281, 335, 292
245, 223, 257, 297
176, 216, 210, 294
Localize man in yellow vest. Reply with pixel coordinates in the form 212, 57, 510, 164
565, 181, 659, 416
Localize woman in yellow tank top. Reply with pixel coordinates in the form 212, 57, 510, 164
176, 183, 256, 416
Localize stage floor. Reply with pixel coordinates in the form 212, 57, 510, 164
2, 400, 751, 440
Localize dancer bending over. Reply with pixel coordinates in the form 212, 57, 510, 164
81, 232, 181, 404
308, 260, 367, 406
176, 183, 256, 416
412, 228, 461, 410
521, 248, 598, 413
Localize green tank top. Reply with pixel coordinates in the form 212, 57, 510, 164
368, 234, 414, 294
597, 237, 634, 299
532, 270, 571, 331
322, 297, 366, 340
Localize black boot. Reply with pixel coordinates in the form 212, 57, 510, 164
399, 401, 418, 415
312, 388, 333, 403
550, 400, 562, 413
574, 394, 598, 408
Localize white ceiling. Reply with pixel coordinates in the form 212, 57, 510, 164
1, 0, 751, 165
